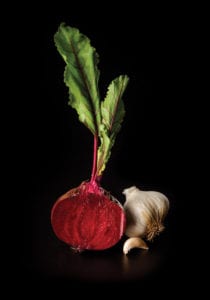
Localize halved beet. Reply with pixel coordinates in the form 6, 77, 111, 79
51, 181, 126, 251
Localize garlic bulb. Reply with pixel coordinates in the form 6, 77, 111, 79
123, 186, 169, 241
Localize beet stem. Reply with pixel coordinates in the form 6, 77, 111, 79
90, 135, 98, 184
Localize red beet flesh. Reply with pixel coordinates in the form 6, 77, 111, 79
51, 181, 126, 251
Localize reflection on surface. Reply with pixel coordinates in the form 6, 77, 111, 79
27, 228, 166, 283
122, 250, 161, 280
55, 244, 161, 282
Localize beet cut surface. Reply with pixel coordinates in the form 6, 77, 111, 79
51, 181, 126, 251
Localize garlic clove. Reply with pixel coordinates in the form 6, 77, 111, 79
123, 237, 149, 255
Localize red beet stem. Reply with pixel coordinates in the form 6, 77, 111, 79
90, 135, 98, 184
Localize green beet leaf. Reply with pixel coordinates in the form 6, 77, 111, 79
97, 75, 129, 176
54, 23, 129, 180
54, 23, 101, 135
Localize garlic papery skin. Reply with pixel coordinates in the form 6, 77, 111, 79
123, 186, 169, 241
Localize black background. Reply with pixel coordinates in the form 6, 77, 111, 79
17, 2, 196, 294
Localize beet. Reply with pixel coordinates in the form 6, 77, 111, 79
51, 24, 129, 252
51, 181, 126, 251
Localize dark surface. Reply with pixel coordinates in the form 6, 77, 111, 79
23, 170, 182, 291
19, 4, 192, 292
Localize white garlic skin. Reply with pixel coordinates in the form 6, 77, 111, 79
123, 186, 169, 241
